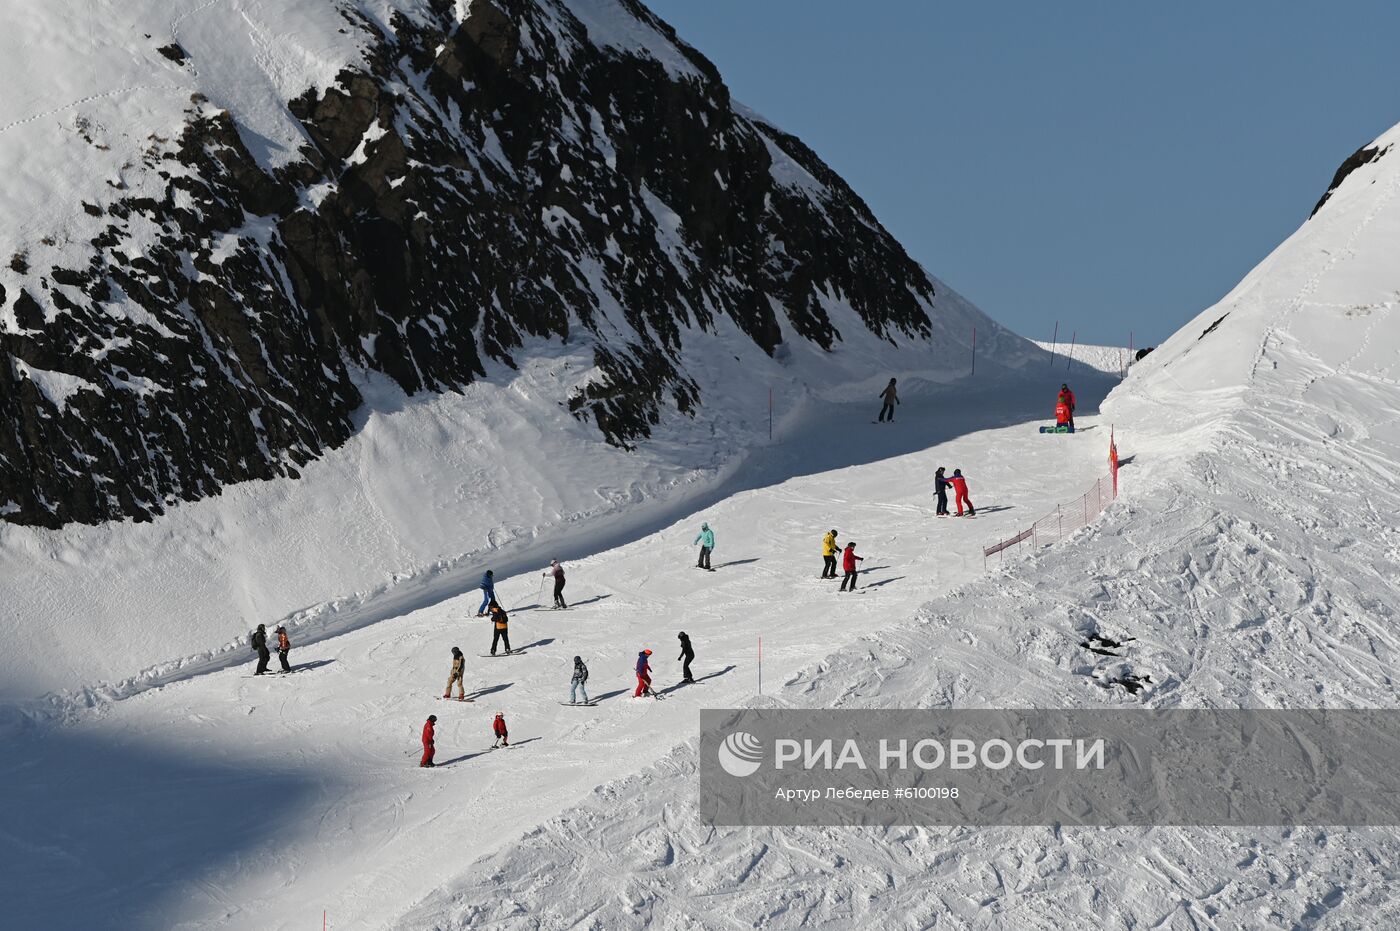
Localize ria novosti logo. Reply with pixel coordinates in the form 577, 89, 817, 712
718, 731, 764, 777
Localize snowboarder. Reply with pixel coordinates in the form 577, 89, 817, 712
544, 559, 567, 609
421, 715, 437, 767
877, 377, 900, 422
570, 655, 590, 704
634, 648, 656, 697
693, 522, 715, 571
251, 623, 270, 675
477, 570, 497, 616
934, 467, 951, 517
950, 469, 975, 517
492, 712, 509, 748
678, 631, 695, 683
821, 529, 839, 578
1058, 383, 1076, 430
488, 600, 513, 655
275, 625, 292, 673
444, 646, 466, 700
839, 542, 864, 592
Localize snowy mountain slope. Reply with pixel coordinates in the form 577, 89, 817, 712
0, 389, 1118, 931
392, 125, 1400, 927
0, 296, 1018, 707
0, 0, 1038, 529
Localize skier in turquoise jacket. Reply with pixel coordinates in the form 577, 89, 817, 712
693, 522, 715, 571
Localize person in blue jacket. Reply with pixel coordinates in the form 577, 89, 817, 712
693, 522, 715, 571
477, 569, 496, 616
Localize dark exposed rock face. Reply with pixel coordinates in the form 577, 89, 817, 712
0, 0, 940, 528
1311, 142, 1390, 217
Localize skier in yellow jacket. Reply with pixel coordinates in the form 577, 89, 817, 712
821, 529, 840, 579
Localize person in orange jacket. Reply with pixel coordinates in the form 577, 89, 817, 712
1055, 400, 1072, 429
491, 712, 509, 748
421, 715, 437, 768
950, 469, 975, 517
275, 625, 292, 673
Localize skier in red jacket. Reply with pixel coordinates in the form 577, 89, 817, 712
420, 715, 437, 768
839, 542, 864, 592
1055, 401, 1072, 429
1057, 384, 1076, 429
492, 712, 509, 748
950, 469, 975, 517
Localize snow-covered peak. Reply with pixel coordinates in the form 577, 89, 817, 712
1108, 122, 1399, 452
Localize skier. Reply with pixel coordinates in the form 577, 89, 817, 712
934, 467, 951, 516
634, 648, 656, 697
477, 570, 496, 616
693, 522, 715, 571
274, 625, 292, 673
950, 468, 975, 517
443, 646, 466, 700
420, 715, 437, 768
492, 712, 509, 748
569, 655, 590, 704
821, 529, 839, 578
839, 542, 864, 592
250, 623, 270, 675
877, 377, 900, 422
1057, 383, 1076, 430
543, 559, 567, 609
678, 631, 695, 683
488, 600, 513, 655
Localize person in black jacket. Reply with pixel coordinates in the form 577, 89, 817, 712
677, 632, 695, 683
251, 623, 270, 675
934, 466, 950, 517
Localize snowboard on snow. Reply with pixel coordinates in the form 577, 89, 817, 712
479, 651, 529, 658
439, 696, 476, 702
558, 701, 597, 707
1039, 425, 1075, 434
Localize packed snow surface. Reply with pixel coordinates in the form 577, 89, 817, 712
397, 124, 1400, 928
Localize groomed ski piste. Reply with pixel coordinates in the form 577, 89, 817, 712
1, 361, 1120, 929
393, 123, 1400, 929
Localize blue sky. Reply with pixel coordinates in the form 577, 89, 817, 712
645, 0, 1399, 345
